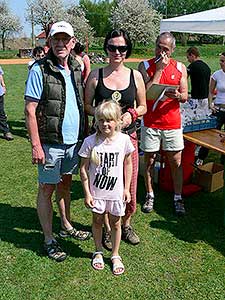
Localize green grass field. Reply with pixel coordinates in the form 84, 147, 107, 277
0, 49, 225, 300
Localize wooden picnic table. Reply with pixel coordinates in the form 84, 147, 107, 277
183, 129, 225, 225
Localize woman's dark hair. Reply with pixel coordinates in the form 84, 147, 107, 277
221, 52, 225, 57
74, 42, 85, 54
103, 29, 132, 59
32, 46, 44, 57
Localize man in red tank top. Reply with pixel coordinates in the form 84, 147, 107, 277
138, 32, 188, 216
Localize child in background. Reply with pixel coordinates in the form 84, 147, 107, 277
0, 66, 13, 140
79, 100, 134, 275
28, 46, 45, 69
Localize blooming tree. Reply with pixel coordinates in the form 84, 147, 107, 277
66, 5, 94, 45
26, 0, 65, 35
26, 0, 94, 45
111, 0, 161, 45
0, 0, 22, 50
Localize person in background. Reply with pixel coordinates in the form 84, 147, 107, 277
43, 22, 53, 55
72, 42, 91, 136
28, 46, 45, 69
0, 66, 13, 141
24, 21, 91, 262
198, 52, 225, 164
73, 42, 91, 85
85, 28, 146, 245
138, 32, 188, 216
79, 100, 134, 275
186, 46, 211, 166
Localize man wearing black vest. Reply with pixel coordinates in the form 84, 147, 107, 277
25, 21, 91, 262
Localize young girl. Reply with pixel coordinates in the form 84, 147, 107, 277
79, 100, 134, 275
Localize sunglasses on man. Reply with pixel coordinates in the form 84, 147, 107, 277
107, 44, 128, 53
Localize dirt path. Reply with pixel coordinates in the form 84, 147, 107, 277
126, 58, 143, 62
0, 58, 31, 65
0, 57, 144, 65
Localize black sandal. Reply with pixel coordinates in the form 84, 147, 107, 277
102, 230, 112, 251
44, 240, 67, 262
59, 227, 91, 241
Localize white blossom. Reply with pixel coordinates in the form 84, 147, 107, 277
111, 0, 161, 45
0, 1, 22, 50
66, 5, 94, 45
26, 0, 65, 31
26, 0, 94, 45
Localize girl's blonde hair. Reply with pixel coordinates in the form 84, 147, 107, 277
94, 100, 122, 132
91, 100, 122, 165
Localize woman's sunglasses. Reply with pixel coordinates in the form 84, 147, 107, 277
107, 44, 128, 53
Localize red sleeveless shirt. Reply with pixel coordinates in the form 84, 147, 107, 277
143, 58, 183, 130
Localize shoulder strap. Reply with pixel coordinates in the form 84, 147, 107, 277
130, 68, 134, 80
96, 68, 104, 90
98, 68, 103, 79
130, 69, 136, 87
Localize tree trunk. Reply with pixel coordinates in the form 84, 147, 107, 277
1, 31, 6, 51
2, 37, 5, 51
180, 33, 187, 46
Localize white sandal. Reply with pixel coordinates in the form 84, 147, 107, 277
111, 255, 125, 275
92, 251, 104, 270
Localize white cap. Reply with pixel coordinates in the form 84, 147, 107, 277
50, 21, 74, 37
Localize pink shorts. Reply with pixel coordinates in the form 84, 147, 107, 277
92, 199, 126, 217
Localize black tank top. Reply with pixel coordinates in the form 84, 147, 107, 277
94, 68, 137, 114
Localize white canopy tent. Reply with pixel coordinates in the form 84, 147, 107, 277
160, 6, 225, 36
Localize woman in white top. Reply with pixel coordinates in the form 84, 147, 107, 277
198, 52, 225, 164
209, 52, 225, 129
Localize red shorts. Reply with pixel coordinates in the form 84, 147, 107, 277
125, 132, 138, 217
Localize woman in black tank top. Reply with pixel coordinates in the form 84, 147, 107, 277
94, 67, 137, 133
84, 29, 146, 246
95, 68, 136, 109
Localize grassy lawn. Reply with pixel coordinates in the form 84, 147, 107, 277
0, 51, 225, 300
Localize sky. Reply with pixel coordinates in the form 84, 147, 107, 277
8, 0, 79, 37
9, 0, 29, 36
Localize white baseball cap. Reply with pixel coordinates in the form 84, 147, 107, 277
50, 21, 74, 37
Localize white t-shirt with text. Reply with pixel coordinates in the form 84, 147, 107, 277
78, 132, 135, 202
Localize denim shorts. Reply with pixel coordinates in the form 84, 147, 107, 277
38, 143, 80, 184
140, 127, 184, 152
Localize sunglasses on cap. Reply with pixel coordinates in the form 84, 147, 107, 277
107, 44, 128, 53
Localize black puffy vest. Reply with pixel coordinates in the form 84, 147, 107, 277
36, 49, 84, 144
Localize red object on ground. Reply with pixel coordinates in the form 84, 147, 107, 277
159, 140, 202, 196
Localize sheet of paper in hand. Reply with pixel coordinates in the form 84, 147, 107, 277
146, 83, 178, 111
